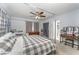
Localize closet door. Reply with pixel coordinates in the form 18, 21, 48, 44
26, 21, 32, 33
34, 22, 39, 32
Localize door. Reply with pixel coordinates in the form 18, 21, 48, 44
43, 22, 49, 37
55, 20, 60, 40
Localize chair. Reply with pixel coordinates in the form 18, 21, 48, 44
60, 34, 66, 43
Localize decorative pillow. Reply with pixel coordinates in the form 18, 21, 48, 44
3, 32, 13, 39
0, 48, 6, 55
0, 37, 5, 42
0, 42, 8, 55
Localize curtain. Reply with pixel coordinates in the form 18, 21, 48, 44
26, 21, 32, 33
34, 22, 39, 32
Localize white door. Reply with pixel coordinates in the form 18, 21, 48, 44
56, 20, 60, 40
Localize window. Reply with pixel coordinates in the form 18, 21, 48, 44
0, 8, 10, 37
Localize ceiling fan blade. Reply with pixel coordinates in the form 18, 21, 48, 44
30, 15, 35, 17
30, 12, 36, 15
40, 15, 46, 17
40, 12, 44, 14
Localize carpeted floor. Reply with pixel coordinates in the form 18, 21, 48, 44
56, 41, 79, 55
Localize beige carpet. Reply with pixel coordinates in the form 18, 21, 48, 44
56, 41, 79, 55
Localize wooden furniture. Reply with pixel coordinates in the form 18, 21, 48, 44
60, 34, 66, 43
60, 26, 79, 49
64, 34, 76, 48
60, 33, 79, 49
74, 36, 79, 50
29, 32, 39, 35
60, 34, 75, 47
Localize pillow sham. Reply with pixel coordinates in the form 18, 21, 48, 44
0, 32, 16, 41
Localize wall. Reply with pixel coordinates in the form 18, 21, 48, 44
11, 17, 38, 34
54, 9, 79, 41
39, 17, 56, 40
55, 9, 79, 29
2, 3, 79, 40
10, 8, 79, 40
11, 18, 26, 34
39, 9, 79, 41
0, 4, 11, 36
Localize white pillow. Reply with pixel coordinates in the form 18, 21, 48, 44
0, 39, 4, 43
11, 33, 16, 37
0, 32, 16, 42
4, 32, 12, 39
0, 48, 6, 54
0, 32, 12, 41
0, 36, 7, 41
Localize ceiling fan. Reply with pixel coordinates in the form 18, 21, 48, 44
24, 3, 55, 20
30, 11, 46, 19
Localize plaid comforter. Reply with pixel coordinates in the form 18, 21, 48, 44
0, 38, 16, 55
22, 35, 56, 55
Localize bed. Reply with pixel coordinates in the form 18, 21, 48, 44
0, 33, 56, 55
22, 34, 56, 55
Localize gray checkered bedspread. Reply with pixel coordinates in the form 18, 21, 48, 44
22, 35, 56, 55
0, 38, 16, 55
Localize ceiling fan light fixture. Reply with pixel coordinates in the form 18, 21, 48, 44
0, 16, 2, 20
35, 16, 40, 19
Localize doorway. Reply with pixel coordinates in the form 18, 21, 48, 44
43, 22, 49, 37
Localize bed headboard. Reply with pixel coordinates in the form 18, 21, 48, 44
28, 32, 39, 35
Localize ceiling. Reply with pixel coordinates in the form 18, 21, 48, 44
1, 3, 79, 20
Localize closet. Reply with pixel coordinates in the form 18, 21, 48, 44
26, 21, 39, 33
